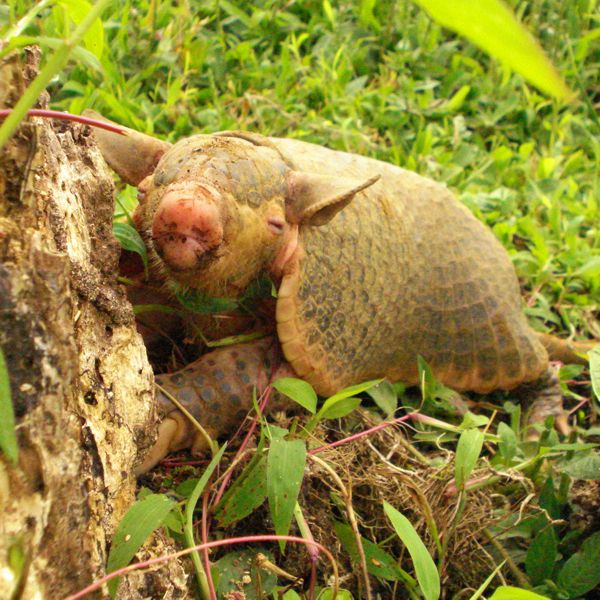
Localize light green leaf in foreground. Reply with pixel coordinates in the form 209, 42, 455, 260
106, 493, 176, 597
384, 502, 440, 600
0, 346, 18, 465
267, 438, 306, 551
272, 377, 318, 414
489, 586, 550, 600
413, 0, 573, 100
590, 344, 600, 403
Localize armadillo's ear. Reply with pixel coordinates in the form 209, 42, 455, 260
83, 110, 172, 186
285, 171, 380, 226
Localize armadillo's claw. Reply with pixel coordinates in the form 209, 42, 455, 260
524, 367, 570, 439
135, 417, 180, 476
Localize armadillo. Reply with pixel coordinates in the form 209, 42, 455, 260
86, 112, 592, 473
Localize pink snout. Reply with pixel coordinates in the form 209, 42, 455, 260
151, 192, 223, 271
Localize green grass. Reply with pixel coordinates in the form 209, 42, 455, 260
2, 0, 599, 598
6, 0, 597, 335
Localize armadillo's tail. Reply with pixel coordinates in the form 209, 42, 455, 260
538, 333, 597, 365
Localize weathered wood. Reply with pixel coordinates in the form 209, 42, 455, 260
0, 49, 188, 599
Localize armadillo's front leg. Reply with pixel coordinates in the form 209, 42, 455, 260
136, 337, 294, 474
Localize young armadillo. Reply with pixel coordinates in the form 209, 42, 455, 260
86, 112, 591, 473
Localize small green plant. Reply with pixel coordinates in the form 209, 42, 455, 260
0, 346, 18, 466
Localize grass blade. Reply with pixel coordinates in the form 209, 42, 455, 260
0, 346, 18, 465
590, 344, 600, 403
383, 501, 440, 600
184, 444, 227, 597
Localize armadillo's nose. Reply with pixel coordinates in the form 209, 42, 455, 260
152, 191, 223, 271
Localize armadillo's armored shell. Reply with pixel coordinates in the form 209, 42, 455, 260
274, 139, 548, 395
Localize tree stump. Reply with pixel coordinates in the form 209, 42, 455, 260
0, 49, 189, 599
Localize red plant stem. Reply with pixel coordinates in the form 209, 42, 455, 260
568, 396, 590, 415
309, 561, 317, 600
0, 108, 126, 134
308, 412, 418, 455
212, 387, 272, 507
63, 535, 338, 600
202, 491, 217, 600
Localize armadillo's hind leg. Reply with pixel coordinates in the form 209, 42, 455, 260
523, 367, 569, 438
135, 337, 293, 475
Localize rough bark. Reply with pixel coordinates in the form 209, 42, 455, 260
0, 50, 188, 599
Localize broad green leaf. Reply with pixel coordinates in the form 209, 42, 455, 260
383, 502, 440, 600
543, 443, 597, 452
525, 526, 557, 585
0, 346, 18, 465
497, 422, 517, 463
454, 428, 484, 489
417, 357, 460, 411
162, 505, 185, 534
175, 478, 199, 498
112, 222, 148, 274
114, 185, 139, 218
272, 378, 318, 414
488, 587, 550, 600
265, 425, 290, 443
214, 549, 277, 599
557, 531, 600, 596
366, 380, 397, 416
319, 396, 362, 420
325, 379, 383, 405
8, 541, 26, 582
317, 589, 354, 600
215, 455, 267, 526
538, 476, 561, 521
459, 412, 489, 429
557, 451, 600, 480
590, 344, 600, 403
412, 0, 573, 100
314, 379, 382, 423
334, 521, 405, 581
106, 493, 177, 597
174, 286, 237, 314
267, 438, 306, 551
58, 0, 104, 58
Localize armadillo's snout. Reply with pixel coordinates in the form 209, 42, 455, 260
152, 190, 223, 272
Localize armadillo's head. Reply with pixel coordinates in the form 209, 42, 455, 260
133, 133, 298, 296
88, 114, 378, 297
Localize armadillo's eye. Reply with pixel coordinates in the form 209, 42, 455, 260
267, 217, 285, 235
